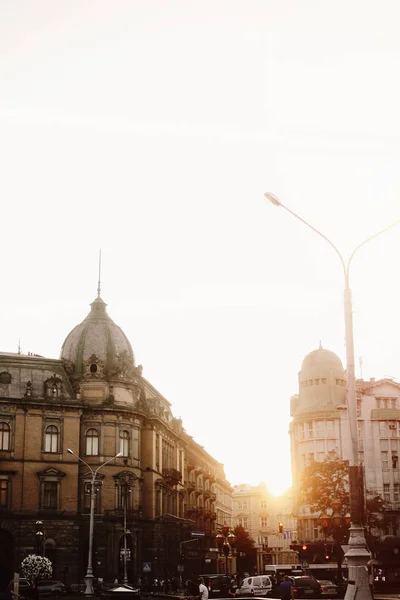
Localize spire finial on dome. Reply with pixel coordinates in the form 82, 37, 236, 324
319, 340, 323, 349
97, 249, 102, 298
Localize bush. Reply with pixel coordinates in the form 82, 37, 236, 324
21, 555, 52, 581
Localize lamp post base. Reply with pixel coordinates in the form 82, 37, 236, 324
344, 523, 372, 600
84, 574, 94, 597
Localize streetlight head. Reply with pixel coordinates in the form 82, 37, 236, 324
116, 452, 123, 457
67, 448, 73, 454
264, 192, 281, 207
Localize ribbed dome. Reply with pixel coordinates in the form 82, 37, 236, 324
301, 345, 344, 376
60, 296, 136, 381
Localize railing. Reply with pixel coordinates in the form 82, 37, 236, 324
105, 508, 143, 518
162, 468, 181, 483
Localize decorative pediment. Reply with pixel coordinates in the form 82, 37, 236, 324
113, 470, 141, 485
37, 467, 66, 481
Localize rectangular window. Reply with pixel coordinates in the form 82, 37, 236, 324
394, 484, 400, 502
382, 452, 389, 469
43, 481, 58, 509
326, 421, 334, 437
381, 439, 389, 451
260, 501, 267, 509
260, 517, 267, 527
155, 434, 160, 468
242, 501, 248, 509
133, 427, 140, 460
384, 483, 391, 503
0, 479, 9, 508
305, 422, 314, 439
243, 517, 248, 529
315, 422, 324, 438
238, 502, 242, 510
238, 517, 243, 527
0, 423, 10, 450
380, 422, 388, 437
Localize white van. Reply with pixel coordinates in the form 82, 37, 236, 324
236, 575, 273, 597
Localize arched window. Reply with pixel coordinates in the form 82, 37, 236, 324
45, 425, 59, 453
86, 429, 99, 456
119, 430, 129, 457
0, 423, 10, 450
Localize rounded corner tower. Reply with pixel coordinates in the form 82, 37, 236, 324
294, 344, 347, 416
60, 294, 142, 405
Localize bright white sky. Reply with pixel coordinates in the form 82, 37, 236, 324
1, 1, 400, 495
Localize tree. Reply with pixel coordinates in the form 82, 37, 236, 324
233, 526, 256, 577
21, 554, 52, 582
298, 455, 386, 568
298, 455, 350, 517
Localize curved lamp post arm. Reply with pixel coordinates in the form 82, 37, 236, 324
67, 448, 94, 476
347, 217, 400, 275
95, 452, 122, 477
264, 193, 347, 280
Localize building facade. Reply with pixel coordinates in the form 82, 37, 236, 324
290, 344, 400, 554
232, 484, 297, 573
0, 293, 232, 592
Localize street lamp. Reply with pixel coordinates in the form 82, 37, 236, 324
35, 521, 45, 556
216, 524, 236, 575
68, 448, 122, 596
264, 192, 400, 600
121, 479, 132, 585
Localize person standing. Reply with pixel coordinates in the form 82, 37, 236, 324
198, 577, 209, 600
279, 576, 294, 600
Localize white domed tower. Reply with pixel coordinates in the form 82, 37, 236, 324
60, 294, 143, 406
290, 345, 348, 543
291, 344, 347, 417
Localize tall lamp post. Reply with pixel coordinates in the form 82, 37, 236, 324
264, 192, 400, 600
121, 478, 132, 585
35, 520, 45, 556
68, 448, 122, 597
216, 524, 236, 575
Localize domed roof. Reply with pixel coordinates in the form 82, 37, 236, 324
60, 295, 136, 381
301, 344, 344, 374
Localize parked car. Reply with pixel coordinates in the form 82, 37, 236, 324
37, 581, 66, 597
199, 575, 232, 598
317, 580, 339, 596
236, 576, 273, 597
18, 578, 38, 599
289, 576, 321, 598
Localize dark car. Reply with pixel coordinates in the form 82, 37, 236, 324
18, 579, 38, 600
37, 581, 66, 597
199, 575, 232, 598
289, 576, 321, 598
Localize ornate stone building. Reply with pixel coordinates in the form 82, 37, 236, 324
0, 293, 231, 592
290, 344, 400, 557
232, 484, 297, 572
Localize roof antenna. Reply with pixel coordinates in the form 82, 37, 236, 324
97, 249, 102, 298
319, 340, 322, 349
18, 338, 21, 355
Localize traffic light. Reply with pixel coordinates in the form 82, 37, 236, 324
180, 553, 185, 561
278, 522, 283, 533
